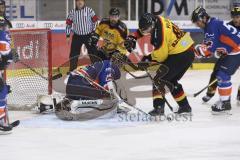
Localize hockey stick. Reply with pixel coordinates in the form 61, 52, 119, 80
188, 79, 218, 97
143, 68, 174, 111
18, 61, 62, 81
0, 120, 20, 132
130, 51, 174, 112
123, 63, 163, 79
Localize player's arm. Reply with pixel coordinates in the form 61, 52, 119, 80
88, 19, 107, 48
124, 30, 144, 53
116, 22, 129, 55
195, 21, 220, 58
66, 10, 74, 38
89, 8, 99, 30
218, 21, 240, 52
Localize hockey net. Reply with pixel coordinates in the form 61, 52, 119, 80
6, 29, 52, 110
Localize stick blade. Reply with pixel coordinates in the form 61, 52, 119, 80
52, 73, 63, 80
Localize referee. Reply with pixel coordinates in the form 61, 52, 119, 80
66, 0, 98, 72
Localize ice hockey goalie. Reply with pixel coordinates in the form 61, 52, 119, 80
55, 59, 128, 121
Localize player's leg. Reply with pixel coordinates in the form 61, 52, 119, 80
212, 54, 240, 113
148, 86, 165, 116
149, 47, 194, 116
237, 85, 240, 105
69, 34, 83, 72
202, 57, 224, 102
0, 78, 9, 127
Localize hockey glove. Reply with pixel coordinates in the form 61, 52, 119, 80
194, 44, 211, 58
215, 48, 227, 57
88, 32, 100, 48
124, 35, 137, 52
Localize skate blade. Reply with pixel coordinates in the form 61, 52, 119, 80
0, 131, 12, 135
174, 112, 193, 116
211, 110, 232, 115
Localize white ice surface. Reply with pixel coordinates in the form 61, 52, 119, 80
1, 70, 240, 160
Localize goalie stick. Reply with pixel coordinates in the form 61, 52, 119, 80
72, 70, 149, 116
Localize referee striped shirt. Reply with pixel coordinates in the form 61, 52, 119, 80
66, 6, 98, 37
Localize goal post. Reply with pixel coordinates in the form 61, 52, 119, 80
6, 28, 53, 110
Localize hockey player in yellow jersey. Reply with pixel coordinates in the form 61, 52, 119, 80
124, 13, 195, 116
88, 8, 128, 63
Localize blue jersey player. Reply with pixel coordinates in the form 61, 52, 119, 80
191, 7, 240, 113
200, 7, 240, 105
0, 16, 13, 127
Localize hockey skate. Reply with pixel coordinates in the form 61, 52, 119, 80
175, 105, 192, 115
237, 90, 240, 106
202, 94, 214, 103
0, 108, 7, 127
211, 100, 232, 115
149, 107, 164, 116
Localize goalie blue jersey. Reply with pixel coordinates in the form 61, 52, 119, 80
71, 60, 121, 88
204, 17, 240, 55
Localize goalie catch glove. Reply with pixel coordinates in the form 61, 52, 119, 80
124, 35, 137, 52
194, 44, 211, 58
88, 32, 100, 48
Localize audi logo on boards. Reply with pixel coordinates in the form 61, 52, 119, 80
44, 23, 54, 28
16, 23, 25, 28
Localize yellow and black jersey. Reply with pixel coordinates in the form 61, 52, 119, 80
96, 18, 128, 54
134, 16, 194, 62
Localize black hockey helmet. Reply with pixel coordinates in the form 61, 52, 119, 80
139, 13, 156, 34
191, 6, 209, 22
0, 0, 5, 6
109, 8, 120, 16
0, 16, 6, 27
231, 6, 240, 17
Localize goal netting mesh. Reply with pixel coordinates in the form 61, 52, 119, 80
6, 29, 52, 110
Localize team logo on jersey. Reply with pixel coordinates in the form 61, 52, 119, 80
181, 40, 188, 47
205, 33, 214, 39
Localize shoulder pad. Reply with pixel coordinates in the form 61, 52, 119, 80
116, 21, 128, 39
117, 21, 128, 32
99, 18, 110, 25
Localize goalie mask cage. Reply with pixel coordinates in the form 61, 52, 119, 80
6, 29, 53, 110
